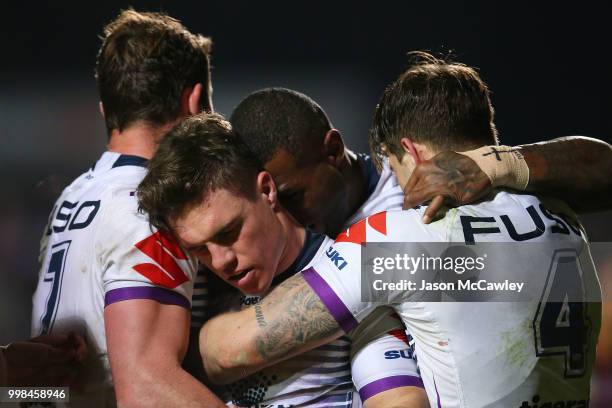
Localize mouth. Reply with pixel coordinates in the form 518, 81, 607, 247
228, 268, 254, 282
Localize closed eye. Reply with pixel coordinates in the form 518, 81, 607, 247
212, 219, 243, 245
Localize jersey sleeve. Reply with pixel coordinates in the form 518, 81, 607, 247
97, 188, 197, 309
301, 210, 436, 332
349, 307, 423, 402
301, 237, 375, 333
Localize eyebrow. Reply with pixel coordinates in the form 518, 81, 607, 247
182, 216, 241, 250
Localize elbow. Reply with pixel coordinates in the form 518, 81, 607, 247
199, 322, 253, 385
203, 358, 235, 386
200, 342, 245, 385
115, 382, 149, 408
113, 364, 162, 407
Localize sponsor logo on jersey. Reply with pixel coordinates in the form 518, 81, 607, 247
326, 246, 348, 270
461, 204, 580, 244
241, 296, 261, 305
384, 349, 415, 360
47, 200, 101, 235
519, 395, 588, 408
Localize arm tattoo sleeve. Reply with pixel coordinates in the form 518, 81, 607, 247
520, 136, 612, 212
253, 274, 342, 361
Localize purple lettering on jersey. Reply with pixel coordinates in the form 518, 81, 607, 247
359, 375, 424, 401
302, 267, 358, 333
104, 286, 190, 309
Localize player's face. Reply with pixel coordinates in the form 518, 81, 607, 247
171, 183, 286, 295
266, 149, 349, 237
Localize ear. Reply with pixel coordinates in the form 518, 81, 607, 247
188, 83, 203, 115
256, 171, 278, 208
400, 137, 422, 166
322, 129, 345, 168
99, 102, 105, 119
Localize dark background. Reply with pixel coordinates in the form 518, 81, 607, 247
1, 0, 611, 395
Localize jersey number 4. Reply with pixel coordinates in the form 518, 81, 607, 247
533, 249, 591, 378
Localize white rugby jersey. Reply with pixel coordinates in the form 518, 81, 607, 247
31, 152, 197, 406
343, 154, 403, 228
303, 192, 601, 408
205, 230, 421, 407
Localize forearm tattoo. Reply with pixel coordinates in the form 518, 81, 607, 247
521, 137, 612, 211
253, 275, 340, 361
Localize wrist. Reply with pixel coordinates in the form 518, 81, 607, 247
458, 145, 529, 190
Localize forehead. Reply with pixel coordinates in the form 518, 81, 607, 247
170, 188, 247, 243
265, 148, 318, 187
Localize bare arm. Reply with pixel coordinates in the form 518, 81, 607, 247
404, 136, 612, 221
200, 273, 343, 385
364, 387, 430, 408
105, 299, 225, 408
520, 136, 612, 211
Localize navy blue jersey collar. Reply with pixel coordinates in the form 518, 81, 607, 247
357, 153, 380, 198
272, 229, 326, 285
112, 154, 148, 168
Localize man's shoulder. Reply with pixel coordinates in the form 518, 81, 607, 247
337, 208, 440, 245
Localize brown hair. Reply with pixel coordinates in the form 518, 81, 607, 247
370, 51, 498, 169
137, 113, 262, 232
95, 9, 212, 134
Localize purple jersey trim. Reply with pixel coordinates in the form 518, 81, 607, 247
105, 286, 190, 309
359, 375, 425, 401
433, 374, 442, 408
302, 267, 359, 333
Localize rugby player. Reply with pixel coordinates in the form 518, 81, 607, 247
31, 10, 225, 407
195, 53, 602, 407
138, 114, 428, 407
228, 88, 610, 239
188, 88, 609, 406
186, 90, 422, 407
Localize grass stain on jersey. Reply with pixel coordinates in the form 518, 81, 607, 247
500, 317, 532, 369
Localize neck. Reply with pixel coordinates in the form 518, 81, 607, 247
107, 121, 177, 159
340, 149, 368, 217
275, 210, 306, 276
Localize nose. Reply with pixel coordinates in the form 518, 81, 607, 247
206, 243, 237, 276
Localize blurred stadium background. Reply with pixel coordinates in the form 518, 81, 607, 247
1, 0, 610, 404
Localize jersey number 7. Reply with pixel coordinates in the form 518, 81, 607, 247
40, 241, 71, 334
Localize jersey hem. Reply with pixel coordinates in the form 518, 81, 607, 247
359, 374, 425, 401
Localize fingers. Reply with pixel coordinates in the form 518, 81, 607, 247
403, 172, 430, 210
30, 333, 70, 347
29, 332, 87, 362
68, 332, 88, 362
8, 341, 76, 366
422, 195, 445, 224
